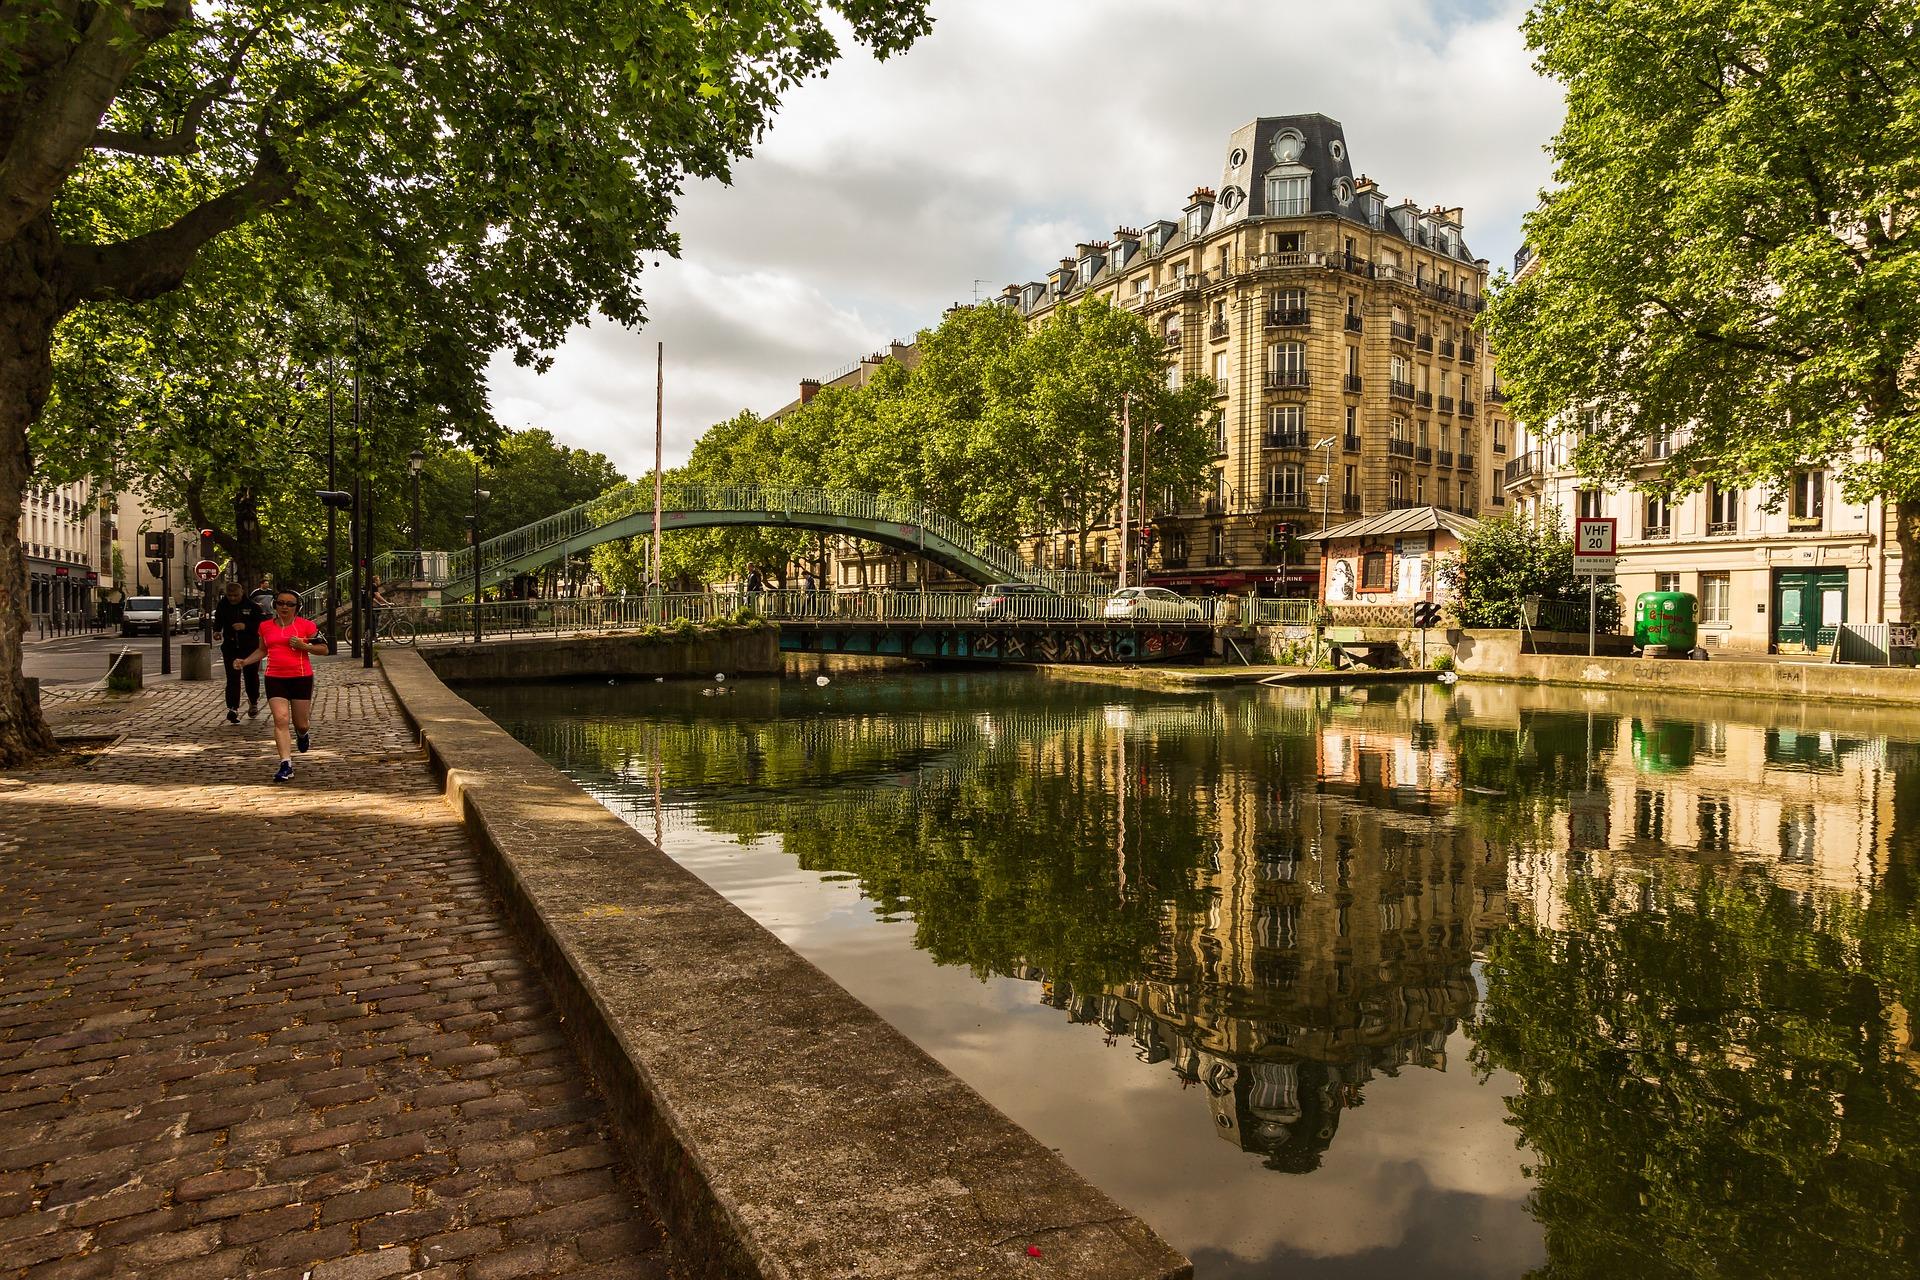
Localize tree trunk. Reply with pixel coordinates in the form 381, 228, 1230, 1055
231, 487, 264, 587
1897, 499, 1920, 622
0, 216, 64, 766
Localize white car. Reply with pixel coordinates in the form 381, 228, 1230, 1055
1103, 586, 1205, 621
120, 596, 184, 636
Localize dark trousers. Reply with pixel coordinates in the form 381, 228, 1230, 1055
223, 654, 259, 711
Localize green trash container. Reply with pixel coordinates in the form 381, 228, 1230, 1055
1633, 591, 1697, 653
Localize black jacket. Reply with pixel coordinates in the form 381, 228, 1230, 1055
214, 597, 268, 653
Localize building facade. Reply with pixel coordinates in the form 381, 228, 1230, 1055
1004, 114, 1499, 596
18, 481, 105, 622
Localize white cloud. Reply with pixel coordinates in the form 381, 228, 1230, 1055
486, 0, 1561, 479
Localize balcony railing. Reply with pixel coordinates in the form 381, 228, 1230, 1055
1459, 401, 1476, 420
1343, 432, 1361, 451
1264, 369, 1309, 391
1438, 339, 1455, 360
1504, 450, 1541, 486
1461, 343, 1477, 364
1389, 321, 1416, 342
1436, 449, 1454, 468
1264, 428, 1309, 449
1336, 253, 1371, 277
1387, 439, 1415, 459
1263, 491, 1310, 511
1438, 395, 1455, 414
1416, 390, 1433, 409
1344, 313, 1362, 332
1459, 454, 1476, 472
1388, 497, 1418, 510
1208, 437, 1229, 458
1708, 519, 1738, 536
1643, 524, 1673, 540
1164, 330, 1183, 347
1388, 379, 1415, 401
1342, 494, 1362, 513
1416, 333, 1434, 353
1415, 446, 1433, 463
1343, 374, 1363, 393
1203, 552, 1234, 567
1209, 320, 1229, 340
1493, 437, 1506, 453
1644, 437, 1675, 461
1203, 498, 1226, 516
1266, 307, 1309, 328
1487, 385, 1508, 404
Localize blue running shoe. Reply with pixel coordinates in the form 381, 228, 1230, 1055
296, 731, 310, 754
273, 759, 293, 783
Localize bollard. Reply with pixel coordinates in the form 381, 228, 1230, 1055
179, 642, 212, 681
106, 650, 143, 692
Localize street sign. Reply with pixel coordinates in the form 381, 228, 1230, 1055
1573, 555, 1619, 579
1574, 517, 1616, 558
194, 559, 220, 583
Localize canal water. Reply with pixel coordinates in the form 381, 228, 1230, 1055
469, 670, 1920, 1279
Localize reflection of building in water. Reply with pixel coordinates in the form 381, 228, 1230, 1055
1024, 698, 1505, 1171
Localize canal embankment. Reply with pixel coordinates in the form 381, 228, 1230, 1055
1457, 641, 1920, 707
378, 646, 1192, 1280
414, 621, 781, 683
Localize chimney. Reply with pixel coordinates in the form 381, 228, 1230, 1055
890, 339, 913, 361
1441, 206, 1464, 227
798, 378, 821, 405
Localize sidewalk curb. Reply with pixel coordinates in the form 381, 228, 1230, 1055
378, 648, 1192, 1280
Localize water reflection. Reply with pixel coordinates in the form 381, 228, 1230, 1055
474, 674, 1920, 1278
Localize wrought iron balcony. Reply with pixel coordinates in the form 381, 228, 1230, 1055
1438, 339, 1455, 359
1416, 333, 1434, 353
1263, 429, 1309, 449
1487, 385, 1508, 404
1459, 401, 1476, 419
1458, 453, 1476, 472
1437, 395, 1455, 415
1415, 446, 1433, 463
1389, 320, 1416, 342
1708, 519, 1738, 536
1504, 450, 1541, 487
1342, 494, 1362, 512
1209, 320, 1229, 340
1343, 374, 1363, 393
1266, 307, 1309, 328
1264, 369, 1309, 391
1643, 524, 1673, 540
1164, 330, 1182, 346
1387, 439, 1415, 459
1344, 313, 1362, 332
1416, 391, 1433, 409
1388, 379, 1415, 401
1461, 343, 1477, 364
1343, 433, 1361, 451
1436, 449, 1454, 468
1263, 491, 1310, 511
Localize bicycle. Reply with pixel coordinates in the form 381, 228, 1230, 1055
372, 606, 418, 646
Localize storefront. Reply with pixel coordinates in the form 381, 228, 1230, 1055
1306, 507, 1478, 606
26, 557, 98, 622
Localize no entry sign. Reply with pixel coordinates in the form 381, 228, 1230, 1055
194, 559, 220, 583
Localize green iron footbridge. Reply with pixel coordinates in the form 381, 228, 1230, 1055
301, 483, 1098, 616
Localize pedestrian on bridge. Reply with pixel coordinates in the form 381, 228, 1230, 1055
233, 589, 331, 783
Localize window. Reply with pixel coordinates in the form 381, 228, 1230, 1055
1095, 538, 1108, 568
1266, 173, 1310, 216
1416, 476, 1426, 504
1390, 355, 1411, 384
1269, 405, 1303, 443
1390, 472, 1405, 505
1212, 351, 1228, 383
1388, 416, 1410, 443
1656, 572, 1681, 593
1790, 471, 1825, 529
1708, 483, 1740, 534
1344, 464, 1357, 496
1493, 421, 1506, 453
1346, 346, 1359, 375
1186, 207, 1206, 236
1270, 342, 1304, 374
1700, 572, 1730, 623
1577, 489, 1603, 519
1268, 464, 1303, 503
1459, 480, 1470, 510
1644, 493, 1671, 537
1266, 230, 1302, 254
1345, 405, 1357, 433
1346, 293, 1359, 318
1361, 550, 1388, 589
1272, 286, 1306, 314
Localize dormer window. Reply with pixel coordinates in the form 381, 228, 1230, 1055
1078, 258, 1095, 284
1266, 173, 1310, 217
1186, 207, 1206, 236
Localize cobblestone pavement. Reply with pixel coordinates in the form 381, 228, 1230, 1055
0, 662, 674, 1279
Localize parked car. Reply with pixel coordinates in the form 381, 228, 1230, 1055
974, 582, 1059, 619
1103, 586, 1206, 621
120, 596, 184, 636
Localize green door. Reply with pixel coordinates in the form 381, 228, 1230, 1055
1772, 569, 1848, 652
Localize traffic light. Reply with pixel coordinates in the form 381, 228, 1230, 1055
1412, 600, 1442, 629
1138, 524, 1155, 547
142, 530, 175, 560
199, 528, 216, 555
146, 560, 163, 581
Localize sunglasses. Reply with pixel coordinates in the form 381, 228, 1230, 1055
274, 600, 298, 608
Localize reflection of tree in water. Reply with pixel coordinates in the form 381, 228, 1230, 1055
488, 677, 1502, 1174
1470, 871, 1920, 1280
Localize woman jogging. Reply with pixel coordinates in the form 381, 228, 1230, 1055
233, 589, 329, 783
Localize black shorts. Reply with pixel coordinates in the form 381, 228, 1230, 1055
264, 675, 315, 702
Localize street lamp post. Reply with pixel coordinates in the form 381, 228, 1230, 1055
408, 449, 425, 581
1313, 436, 1337, 602
470, 460, 489, 645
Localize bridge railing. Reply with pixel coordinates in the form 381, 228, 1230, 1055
384, 588, 1234, 643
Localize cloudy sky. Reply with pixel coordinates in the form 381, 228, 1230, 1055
485, 0, 1564, 480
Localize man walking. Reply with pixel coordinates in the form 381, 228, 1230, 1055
214, 580, 267, 723
248, 574, 276, 618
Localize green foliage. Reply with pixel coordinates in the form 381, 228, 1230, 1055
1442, 507, 1621, 631
596, 297, 1220, 585
1483, 1, 1920, 589
1429, 652, 1455, 673
1471, 870, 1920, 1279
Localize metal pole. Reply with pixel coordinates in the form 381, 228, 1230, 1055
363, 379, 377, 671
472, 457, 483, 646
159, 526, 172, 675
1138, 416, 1151, 582
349, 356, 363, 658
1588, 577, 1596, 657
652, 342, 664, 591
1118, 393, 1131, 590
411, 468, 423, 565
325, 368, 338, 641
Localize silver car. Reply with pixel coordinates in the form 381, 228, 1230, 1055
1103, 587, 1205, 621
120, 596, 183, 636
